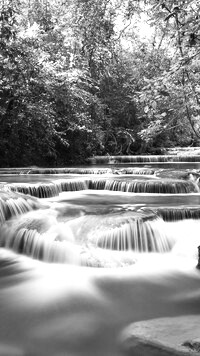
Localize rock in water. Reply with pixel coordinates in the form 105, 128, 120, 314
120, 315, 200, 355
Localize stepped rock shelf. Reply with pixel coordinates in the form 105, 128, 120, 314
88, 153, 200, 164
1, 151, 200, 356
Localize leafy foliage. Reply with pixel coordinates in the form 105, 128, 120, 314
0, 0, 200, 166
133, 0, 200, 148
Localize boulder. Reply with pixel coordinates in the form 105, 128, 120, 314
120, 315, 200, 356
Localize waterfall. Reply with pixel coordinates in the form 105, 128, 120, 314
28, 168, 113, 175
0, 205, 177, 262
1, 154, 200, 265
88, 155, 200, 164
0, 227, 79, 264
157, 207, 200, 221
66, 210, 176, 255
8, 182, 62, 198
0, 167, 156, 175
0, 191, 40, 224
3, 177, 199, 201
96, 217, 173, 252
7, 179, 89, 198
59, 179, 88, 192
2, 153, 200, 356
88, 179, 107, 190
89, 179, 199, 194
0, 210, 80, 264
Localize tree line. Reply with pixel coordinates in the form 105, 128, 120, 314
0, 0, 199, 166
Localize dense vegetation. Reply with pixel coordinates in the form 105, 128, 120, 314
0, 0, 200, 166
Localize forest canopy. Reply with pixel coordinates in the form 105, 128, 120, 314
0, 0, 200, 166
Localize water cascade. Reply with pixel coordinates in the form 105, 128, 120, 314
6, 177, 199, 199
1, 152, 200, 356
157, 206, 200, 221
7, 179, 89, 198
95, 215, 172, 252
0, 209, 81, 264
0, 190, 41, 224
89, 154, 200, 164
89, 178, 199, 194
0, 167, 156, 175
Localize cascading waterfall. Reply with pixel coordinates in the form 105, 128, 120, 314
0, 206, 173, 262
0, 190, 41, 224
0, 167, 156, 176
2, 153, 200, 356
88, 178, 199, 194
157, 206, 200, 221
6, 178, 199, 198
7, 179, 89, 198
1, 160, 200, 264
5, 167, 114, 175
0, 227, 79, 264
95, 216, 172, 252
0, 209, 80, 264
89, 154, 200, 164
8, 182, 62, 198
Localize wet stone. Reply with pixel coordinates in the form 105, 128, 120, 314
121, 316, 200, 356
182, 339, 200, 352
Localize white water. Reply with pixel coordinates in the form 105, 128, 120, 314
1, 162, 200, 355
1, 250, 200, 356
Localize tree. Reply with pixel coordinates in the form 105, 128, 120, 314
0, 0, 64, 165
1, 0, 199, 166
129, 0, 200, 148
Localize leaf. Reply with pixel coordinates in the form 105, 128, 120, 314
139, 94, 146, 103
159, 90, 170, 97
152, 101, 157, 110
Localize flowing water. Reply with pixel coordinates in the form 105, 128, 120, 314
1, 155, 200, 355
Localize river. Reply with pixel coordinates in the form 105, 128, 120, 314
1, 158, 200, 355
